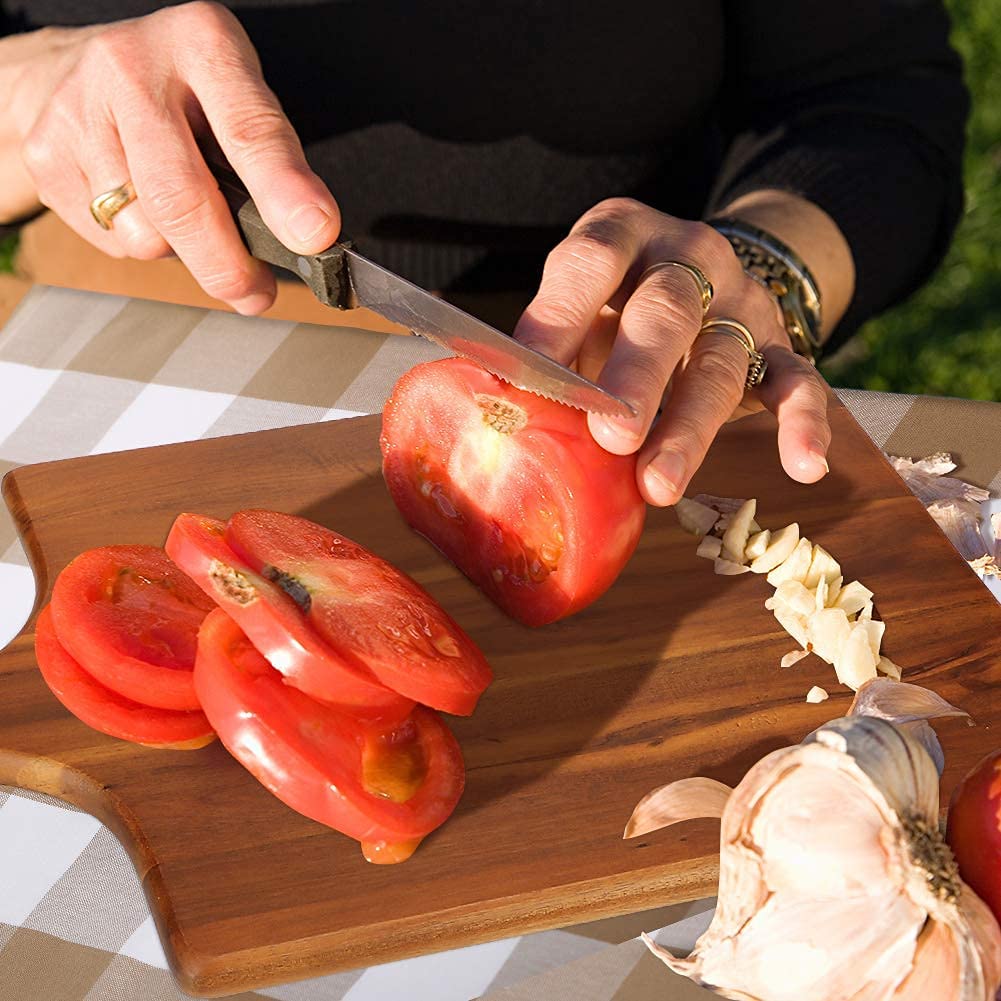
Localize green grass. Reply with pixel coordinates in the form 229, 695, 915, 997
822, 0, 1001, 399
1, 0, 997, 399
0, 232, 16, 274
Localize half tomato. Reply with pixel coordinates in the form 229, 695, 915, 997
380, 357, 647, 626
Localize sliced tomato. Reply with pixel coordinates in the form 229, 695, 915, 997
49, 545, 215, 710
224, 509, 493, 716
195, 608, 465, 862
35, 605, 215, 748
380, 357, 647, 626
166, 513, 414, 721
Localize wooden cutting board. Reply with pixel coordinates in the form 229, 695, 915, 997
3, 398, 1001, 997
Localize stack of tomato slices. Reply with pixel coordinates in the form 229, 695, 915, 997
34, 510, 492, 864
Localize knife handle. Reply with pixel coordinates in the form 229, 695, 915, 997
209, 161, 352, 309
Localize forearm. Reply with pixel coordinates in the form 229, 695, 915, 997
718, 188, 855, 344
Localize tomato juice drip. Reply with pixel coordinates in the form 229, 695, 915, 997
360, 838, 422, 865
362, 720, 427, 803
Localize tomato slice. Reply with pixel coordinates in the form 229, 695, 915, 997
195, 608, 465, 861
35, 605, 215, 748
49, 545, 215, 710
380, 357, 647, 626
166, 513, 414, 721
224, 509, 493, 716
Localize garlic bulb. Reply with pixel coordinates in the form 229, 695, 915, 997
625, 681, 1001, 1000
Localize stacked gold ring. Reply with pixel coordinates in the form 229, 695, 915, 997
639, 260, 714, 316
90, 181, 137, 230
700, 317, 768, 389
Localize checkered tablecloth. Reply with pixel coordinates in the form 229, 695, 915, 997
1, 285, 999, 1001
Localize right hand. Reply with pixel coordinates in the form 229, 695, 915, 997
0, 1, 340, 314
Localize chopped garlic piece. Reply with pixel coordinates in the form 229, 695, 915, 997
877, 656, 902, 681
750, 523, 799, 574
773, 580, 816, 618
715, 557, 751, 575
675, 497, 720, 537
696, 535, 723, 560
834, 581, 874, 616
781, 649, 810, 668
773, 604, 810, 650
805, 685, 829, 703
722, 499, 757, 564
803, 545, 841, 590
767, 536, 813, 587
835, 623, 879, 691
745, 529, 771, 561
808, 607, 852, 665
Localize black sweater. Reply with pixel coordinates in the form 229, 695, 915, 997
2, 1, 970, 348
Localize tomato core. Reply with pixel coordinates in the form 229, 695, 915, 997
475, 393, 527, 434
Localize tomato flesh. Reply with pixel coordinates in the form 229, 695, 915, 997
225, 509, 493, 715
165, 513, 413, 721
35, 605, 215, 748
947, 750, 1001, 924
49, 545, 215, 710
380, 357, 647, 626
194, 608, 465, 859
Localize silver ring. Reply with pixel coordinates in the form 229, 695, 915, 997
700, 317, 768, 389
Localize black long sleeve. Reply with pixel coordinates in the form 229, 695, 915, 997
707, 0, 969, 346
2, 1, 970, 346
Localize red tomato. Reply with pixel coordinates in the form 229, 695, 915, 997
380, 357, 647, 626
195, 608, 465, 862
225, 509, 493, 716
49, 545, 215, 711
35, 605, 215, 749
947, 749, 1001, 923
165, 513, 414, 721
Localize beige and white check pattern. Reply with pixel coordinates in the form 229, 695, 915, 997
0, 286, 999, 1001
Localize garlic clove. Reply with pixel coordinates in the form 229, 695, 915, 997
848, 677, 970, 727
834, 623, 878, 691
715, 557, 752, 575
803, 544, 841, 590
773, 580, 816, 618
807, 606, 852, 665
772, 603, 810, 650
623, 776, 733, 838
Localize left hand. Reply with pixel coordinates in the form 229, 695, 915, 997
513, 198, 832, 506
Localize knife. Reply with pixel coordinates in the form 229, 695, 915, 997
211, 165, 635, 419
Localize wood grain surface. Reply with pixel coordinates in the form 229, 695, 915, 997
2, 398, 1000, 997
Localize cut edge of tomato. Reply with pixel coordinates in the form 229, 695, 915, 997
34, 606, 216, 747
166, 513, 415, 721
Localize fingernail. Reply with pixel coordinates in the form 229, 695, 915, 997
645, 450, 686, 505
590, 414, 644, 453
287, 204, 333, 245
797, 441, 830, 477
232, 291, 273, 316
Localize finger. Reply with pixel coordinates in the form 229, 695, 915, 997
586, 255, 719, 455
512, 198, 646, 365
576, 305, 621, 383
20, 111, 127, 259
755, 347, 832, 483
636, 328, 751, 505
119, 102, 276, 314
84, 119, 172, 260
178, 5, 340, 255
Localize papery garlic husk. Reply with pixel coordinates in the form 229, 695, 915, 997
628, 685, 1001, 1001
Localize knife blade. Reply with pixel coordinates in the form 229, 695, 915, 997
212, 164, 636, 419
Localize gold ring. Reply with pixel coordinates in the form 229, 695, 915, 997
89, 181, 137, 230
700, 317, 768, 389
639, 260, 713, 315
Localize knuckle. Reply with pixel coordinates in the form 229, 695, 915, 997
695, 222, 737, 265
144, 180, 214, 234
219, 106, 290, 154
589, 196, 645, 222
20, 132, 52, 177
689, 340, 747, 391
171, 1, 234, 32
200, 267, 260, 301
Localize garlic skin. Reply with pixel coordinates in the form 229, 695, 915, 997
627, 684, 1001, 1001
